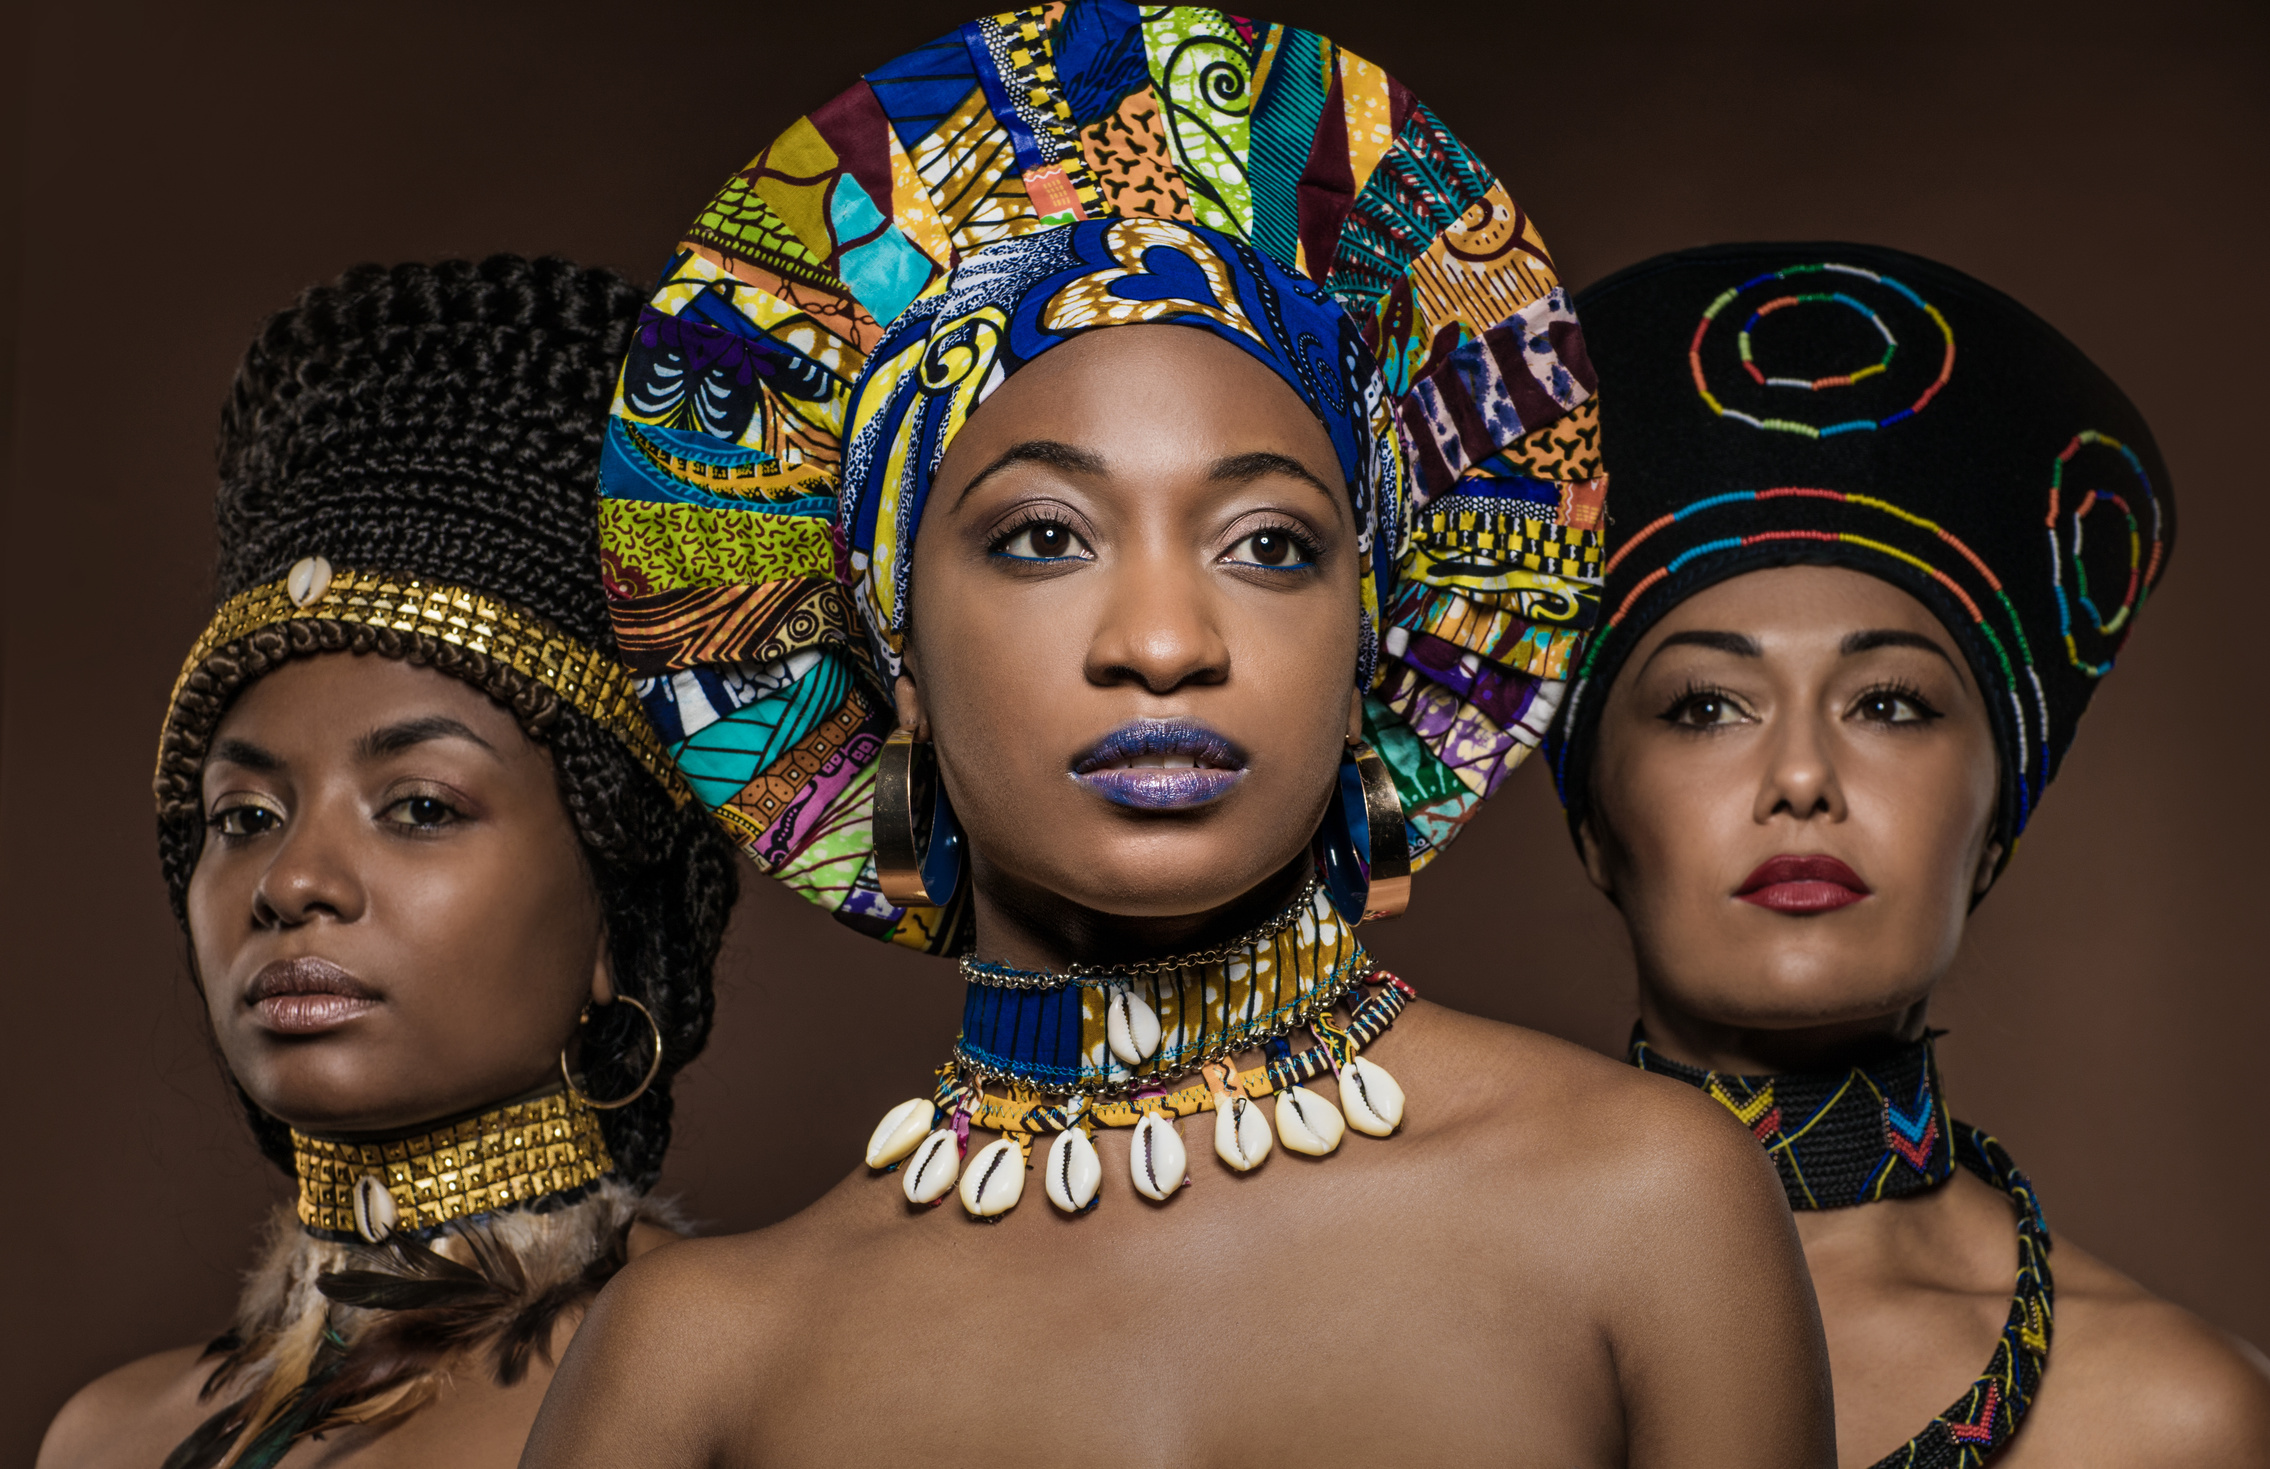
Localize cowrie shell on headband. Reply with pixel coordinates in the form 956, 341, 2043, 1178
287, 556, 334, 608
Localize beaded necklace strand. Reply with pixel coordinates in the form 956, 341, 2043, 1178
1636, 1034, 2052, 1466
864, 880, 1413, 1217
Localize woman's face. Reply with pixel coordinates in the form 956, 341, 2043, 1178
1581, 565, 2001, 1047
904, 324, 1362, 948
189, 653, 610, 1135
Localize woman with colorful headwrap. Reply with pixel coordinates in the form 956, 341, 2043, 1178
39, 257, 739, 1469
1545, 242, 2270, 1465
525, 9, 1835, 1465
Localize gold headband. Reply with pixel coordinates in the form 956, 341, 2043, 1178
293, 1087, 614, 1240
157, 560, 687, 806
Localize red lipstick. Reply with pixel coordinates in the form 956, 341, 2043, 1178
246, 957, 380, 1034
1735, 854, 1871, 914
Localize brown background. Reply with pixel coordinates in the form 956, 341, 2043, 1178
5, 0, 2263, 1456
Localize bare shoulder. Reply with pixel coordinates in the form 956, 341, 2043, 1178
1405, 1001, 1789, 1216
524, 1185, 881, 1467
37, 1344, 212, 1469
2014, 1237, 2270, 1468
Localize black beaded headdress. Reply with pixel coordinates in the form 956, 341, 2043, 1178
1544, 242, 2174, 869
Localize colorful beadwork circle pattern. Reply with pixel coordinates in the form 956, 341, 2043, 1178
2048, 430, 2165, 678
1690, 263, 1954, 439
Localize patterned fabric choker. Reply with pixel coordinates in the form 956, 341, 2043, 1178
863, 879, 1414, 1220
291, 1087, 615, 1244
1631, 1028, 1956, 1209
1635, 1029, 2055, 1466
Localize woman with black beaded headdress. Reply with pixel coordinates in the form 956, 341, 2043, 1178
1546, 243, 2270, 1465
38, 255, 739, 1469
520, 7, 1839, 1465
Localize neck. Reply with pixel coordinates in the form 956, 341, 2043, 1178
1634, 990, 1933, 1075
968, 852, 1315, 970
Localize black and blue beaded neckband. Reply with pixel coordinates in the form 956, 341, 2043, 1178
1635, 1030, 2053, 1468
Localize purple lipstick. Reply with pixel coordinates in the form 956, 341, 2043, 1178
1070, 720, 1247, 811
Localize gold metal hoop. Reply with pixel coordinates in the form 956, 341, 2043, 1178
873, 727, 963, 906
1349, 737, 1411, 920
559, 995, 665, 1110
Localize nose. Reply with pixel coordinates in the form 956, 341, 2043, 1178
1753, 702, 1848, 826
1084, 539, 1231, 696
250, 800, 367, 930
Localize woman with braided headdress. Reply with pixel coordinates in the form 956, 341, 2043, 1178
39, 255, 739, 1469
1545, 243, 2270, 1465
523, 9, 1836, 1465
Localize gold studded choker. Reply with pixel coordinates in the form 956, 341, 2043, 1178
292, 1088, 615, 1242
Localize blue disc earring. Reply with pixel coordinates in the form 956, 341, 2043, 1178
874, 728, 966, 907
1314, 737, 1412, 926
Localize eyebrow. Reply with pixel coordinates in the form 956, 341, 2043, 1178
358, 716, 498, 760
951, 439, 1106, 508
209, 737, 282, 773
1637, 629, 1760, 675
1842, 628, 1962, 672
1209, 450, 1341, 506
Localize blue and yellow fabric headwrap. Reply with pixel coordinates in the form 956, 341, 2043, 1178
844, 215, 1398, 685
598, 2, 1610, 955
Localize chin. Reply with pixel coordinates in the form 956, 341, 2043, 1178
1017, 826, 1307, 919
1686, 962, 1934, 1033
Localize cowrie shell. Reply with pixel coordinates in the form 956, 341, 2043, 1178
1274, 1085, 1346, 1156
1213, 1092, 1273, 1171
287, 555, 334, 608
865, 1098, 935, 1168
351, 1172, 398, 1243
1129, 1112, 1187, 1201
901, 1129, 961, 1204
958, 1138, 1025, 1217
1338, 1057, 1405, 1136
1045, 1127, 1102, 1213
1107, 987, 1162, 1067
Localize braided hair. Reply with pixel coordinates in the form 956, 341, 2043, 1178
156, 255, 737, 1188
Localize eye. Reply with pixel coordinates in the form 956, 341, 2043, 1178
210, 801, 284, 838
1221, 526, 1318, 570
1851, 685, 1941, 725
1661, 687, 1753, 730
383, 795, 460, 830
992, 518, 1092, 562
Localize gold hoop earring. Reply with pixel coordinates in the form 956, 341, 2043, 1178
1317, 736, 1411, 923
560, 994, 664, 1110
873, 727, 966, 907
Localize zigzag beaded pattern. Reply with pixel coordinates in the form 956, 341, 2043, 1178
1632, 1032, 1958, 1207
1637, 1034, 2052, 1468
292, 1089, 615, 1240
1872, 1127, 2053, 1469
160, 568, 689, 806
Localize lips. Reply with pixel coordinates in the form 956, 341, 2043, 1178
1070, 720, 1247, 811
246, 956, 380, 1034
1735, 854, 1872, 914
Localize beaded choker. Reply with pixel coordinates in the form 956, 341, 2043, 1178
1632, 1028, 1957, 1208
864, 880, 1413, 1219
1635, 1031, 2053, 1467
292, 1087, 615, 1243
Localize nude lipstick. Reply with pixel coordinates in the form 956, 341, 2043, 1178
247, 957, 380, 1034
1070, 720, 1247, 810
1735, 854, 1871, 914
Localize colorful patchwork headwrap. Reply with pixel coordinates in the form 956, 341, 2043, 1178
1544, 242, 2176, 874
600, 1, 1609, 954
